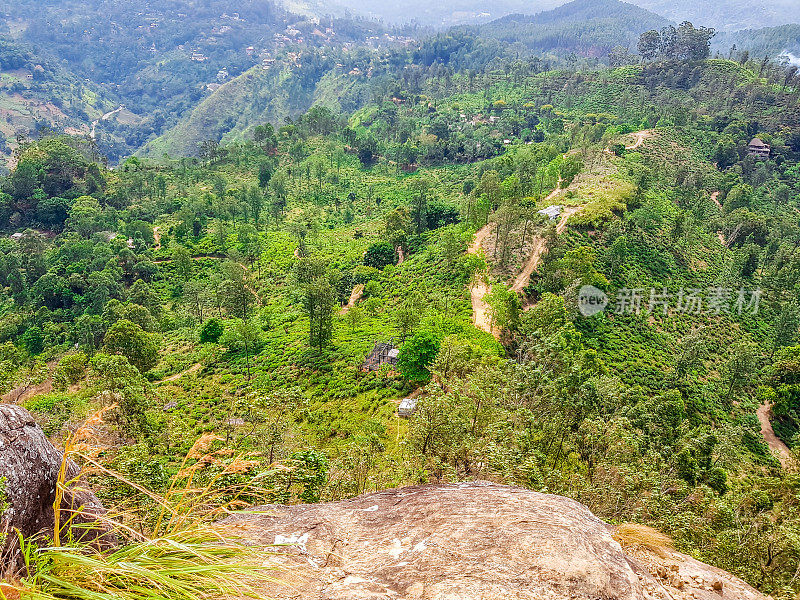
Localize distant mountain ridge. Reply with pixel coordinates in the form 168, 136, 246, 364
631, 0, 798, 32
471, 0, 670, 56
325, 0, 798, 31
714, 24, 800, 60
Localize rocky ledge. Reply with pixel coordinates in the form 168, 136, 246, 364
221, 481, 767, 600
0, 404, 111, 566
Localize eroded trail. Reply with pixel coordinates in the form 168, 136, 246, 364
2, 376, 53, 404
468, 224, 497, 337
757, 402, 794, 469
153, 226, 162, 251
540, 180, 563, 204
341, 284, 364, 314
510, 207, 582, 294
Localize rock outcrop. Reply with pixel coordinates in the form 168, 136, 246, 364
221, 481, 767, 600
0, 404, 110, 568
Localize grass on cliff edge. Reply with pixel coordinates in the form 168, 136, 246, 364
0, 412, 279, 600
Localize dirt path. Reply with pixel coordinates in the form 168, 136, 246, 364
470, 276, 496, 336
626, 130, 653, 150
757, 401, 794, 469
159, 362, 202, 383
468, 223, 494, 255
540, 179, 563, 204
397, 247, 405, 265
341, 284, 364, 314
2, 360, 58, 403
153, 226, 162, 251
710, 191, 722, 209
510, 207, 582, 293
468, 224, 498, 337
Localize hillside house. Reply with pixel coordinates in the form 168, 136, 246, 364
538, 205, 562, 221
362, 340, 399, 371
398, 397, 418, 418
748, 138, 771, 160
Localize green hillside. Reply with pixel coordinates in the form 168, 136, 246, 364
715, 24, 800, 60
140, 54, 371, 159
0, 0, 386, 161
144, 0, 674, 160
0, 38, 121, 172
2, 47, 800, 596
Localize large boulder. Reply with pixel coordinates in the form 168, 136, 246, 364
221, 481, 767, 600
0, 404, 111, 567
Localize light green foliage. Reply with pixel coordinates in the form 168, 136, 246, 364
485, 283, 521, 333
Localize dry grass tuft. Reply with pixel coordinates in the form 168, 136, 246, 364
613, 523, 674, 558
0, 410, 281, 600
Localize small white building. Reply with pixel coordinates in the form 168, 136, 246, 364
538, 205, 562, 221
398, 397, 418, 418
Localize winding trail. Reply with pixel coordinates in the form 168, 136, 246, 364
757, 402, 794, 469
625, 130, 653, 150
510, 207, 582, 294
2, 376, 53, 404
2, 360, 57, 403
708, 192, 727, 246
541, 180, 563, 204
90, 105, 124, 139
468, 205, 582, 332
